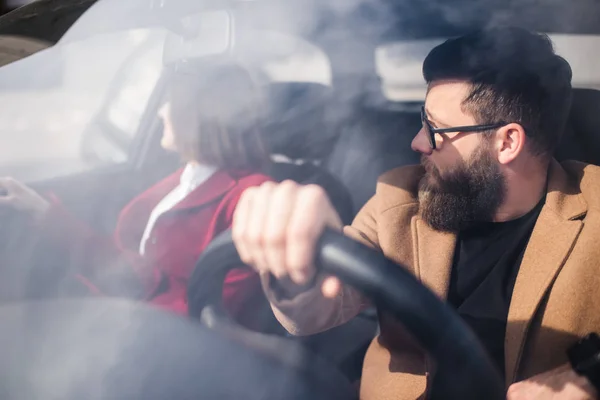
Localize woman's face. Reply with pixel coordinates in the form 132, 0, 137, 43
158, 101, 177, 152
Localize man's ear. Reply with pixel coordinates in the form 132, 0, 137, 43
495, 123, 527, 165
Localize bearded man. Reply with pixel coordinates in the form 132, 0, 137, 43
232, 26, 600, 400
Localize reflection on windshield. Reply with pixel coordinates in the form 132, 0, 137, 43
0, 5, 333, 182
0, 29, 165, 181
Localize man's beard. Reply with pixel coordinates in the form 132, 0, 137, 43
418, 143, 506, 232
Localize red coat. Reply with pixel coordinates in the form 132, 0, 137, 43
36, 169, 272, 320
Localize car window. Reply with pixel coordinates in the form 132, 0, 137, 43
376, 33, 600, 103
87, 34, 164, 164
107, 42, 163, 136
0, 28, 166, 181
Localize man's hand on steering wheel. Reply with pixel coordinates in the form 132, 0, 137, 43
232, 180, 343, 298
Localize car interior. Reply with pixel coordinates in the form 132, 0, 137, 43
0, 0, 600, 398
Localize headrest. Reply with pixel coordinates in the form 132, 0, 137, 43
262, 82, 337, 160
376, 34, 600, 102
267, 82, 330, 116
570, 89, 600, 135
559, 88, 600, 165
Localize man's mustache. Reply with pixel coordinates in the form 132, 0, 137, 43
420, 156, 440, 178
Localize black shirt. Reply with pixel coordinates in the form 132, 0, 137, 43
447, 199, 544, 377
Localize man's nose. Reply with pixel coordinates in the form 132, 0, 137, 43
411, 127, 433, 155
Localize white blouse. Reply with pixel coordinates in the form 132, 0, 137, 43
139, 163, 217, 255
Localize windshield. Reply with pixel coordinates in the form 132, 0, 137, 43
0, 0, 599, 398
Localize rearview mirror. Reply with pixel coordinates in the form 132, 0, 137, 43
162, 10, 233, 65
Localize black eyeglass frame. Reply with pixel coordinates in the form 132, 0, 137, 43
421, 106, 508, 150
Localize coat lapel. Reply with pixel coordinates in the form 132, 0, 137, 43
116, 169, 183, 250
413, 217, 456, 299
116, 169, 237, 251
171, 170, 237, 211
504, 161, 586, 385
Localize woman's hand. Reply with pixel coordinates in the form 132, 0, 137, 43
0, 178, 50, 221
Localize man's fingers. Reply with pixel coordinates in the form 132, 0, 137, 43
232, 187, 256, 265
244, 182, 276, 273
286, 185, 329, 285
263, 181, 297, 279
233, 180, 343, 294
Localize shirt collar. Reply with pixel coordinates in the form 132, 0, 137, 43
180, 162, 218, 192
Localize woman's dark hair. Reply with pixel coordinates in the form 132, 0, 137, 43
164, 60, 269, 171
423, 26, 573, 158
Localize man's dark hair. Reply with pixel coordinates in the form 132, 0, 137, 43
422, 26, 573, 158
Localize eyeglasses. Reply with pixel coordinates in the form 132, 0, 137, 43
421, 106, 508, 150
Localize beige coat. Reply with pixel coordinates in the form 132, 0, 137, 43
262, 159, 600, 399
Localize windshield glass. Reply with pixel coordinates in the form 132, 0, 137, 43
0, 28, 164, 180
0, 0, 599, 397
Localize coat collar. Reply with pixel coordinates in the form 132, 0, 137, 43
116, 169, 239, 251
411, 160, 587, 385
171, 169, 237, 211
126, 168, 239, 214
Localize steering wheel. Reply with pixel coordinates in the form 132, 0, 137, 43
187, 229, 506, 399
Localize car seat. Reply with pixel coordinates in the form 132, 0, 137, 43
262, 82, 356, 224
556, 88, 600, 165
263, 82, 338, 161
325, 104, 421, 213
259, 82, 376, 380
266, 160, 354, 225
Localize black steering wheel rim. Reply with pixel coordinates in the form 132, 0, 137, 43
188, 229, 506, 400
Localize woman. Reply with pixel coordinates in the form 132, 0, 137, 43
0, 61, 273, 322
